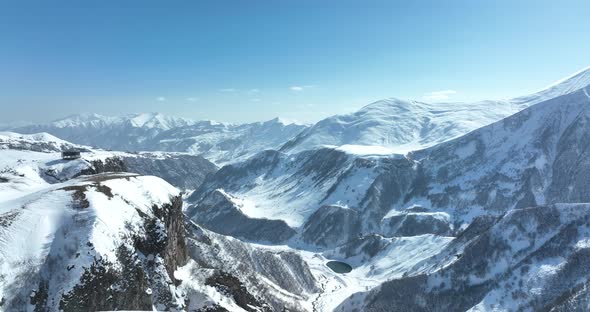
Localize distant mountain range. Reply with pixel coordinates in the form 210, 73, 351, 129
9, 113, 307, 165
2, 67, 590, 311
8, 67, 590, 167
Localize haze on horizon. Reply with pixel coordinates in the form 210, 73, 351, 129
1, 0, 590, 124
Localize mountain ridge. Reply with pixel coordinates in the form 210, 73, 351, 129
281, 66, 590, 155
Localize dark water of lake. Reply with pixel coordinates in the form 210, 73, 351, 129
326, 261, 353, 273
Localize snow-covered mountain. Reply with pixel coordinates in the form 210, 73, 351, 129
191, 73, 590, 246
4, 67, 590, 311
0, 134, 322, 311
10, 68, 590, 168
0, 131, 86, 153
0, 131, 217, 190
281, 67, 590, 155
50, 112, 197, 130
0, 167, 317, 311
13, 113, 308, 166
155, 117, 308, 165
338, 203, 590, 311
187, 68, 590, 310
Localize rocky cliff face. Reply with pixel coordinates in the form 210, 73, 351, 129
77, 157, 128, 176
187, 189, 296, 243
182, 221, 319, 311
122, 153, 217, 190
0, 174, 189, 311
76, 154, 217, 190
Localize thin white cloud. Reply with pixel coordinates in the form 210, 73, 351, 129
219, 88, 237, 92
186, 97, 199, 102
423, 90, 457, 101
157, 97, 166, 102
250, 98, 261, 102
289, 85, 314, 92
248, 88, 260, 93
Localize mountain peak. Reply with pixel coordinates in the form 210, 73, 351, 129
356, 98, 421, 114
264, 117, 307, 126
49, 112, 197, 130
544, 65, 590, 92
51, 113, 113, 128
513, 66, 590, 104
125, 112, 194, 130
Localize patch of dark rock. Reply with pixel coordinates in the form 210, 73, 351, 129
134, 196, 188, 280
0, 210, 21, 227
121, 154, 217, 189
93, 183, 113, 199
77, 157, 127, 177
60, 185, 90, 209
383, 213, 452, 237
302, 205, 361, 247
59, 249, 152, 312
334, 234, 389, 258
0, 167, 22, 177
185, 220, 213, 246
30, 280, 48, 312
205, 271, 271, 312
0, 177, 8, 183
405, 205, 429, 213
188, 190, 296, 244
454, 215, 500, 242
80, 172, 139, 183
197, 305, 229, 312
357, 273, 490, 312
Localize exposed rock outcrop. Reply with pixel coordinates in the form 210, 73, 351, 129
122, 154, 217, 189
187, 189, 296, 244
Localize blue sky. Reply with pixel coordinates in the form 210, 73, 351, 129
1, 0, 590, 123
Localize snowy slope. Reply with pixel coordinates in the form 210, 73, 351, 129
156, 117, 308, 165
0, 133, 329, 311
0, 170, 189, 311
190, 69, 590, 250
182, 67, 590, 311
0, 131, 86, 152
0, 140, 308, 311
0, 131, 217, 192
281, 98, 527, 155
338, 204, 590, 312
281, 67, 590, 155
512, 65, 590, 104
